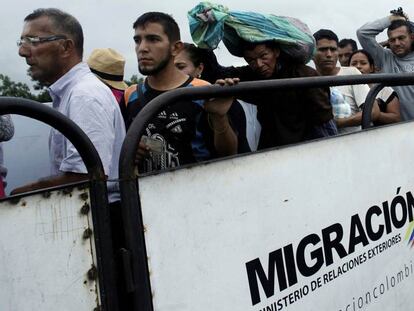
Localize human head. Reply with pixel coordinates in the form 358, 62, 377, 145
87, 48, 128, 90
174, 43, 205, 77
348, 49, 375, 74
132, 12, 182, 76
338, 39, 357, 66
387, 20, 414, 57
23, 8, 83, 57
18, 8, 84, 85
313, 29, 339, 76
242, 41, 280, 78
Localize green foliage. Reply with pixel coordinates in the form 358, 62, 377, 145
0, 74, 35, 99
0, 74, 51, 102
125, 74, 144, 86
0, 73, 146, 102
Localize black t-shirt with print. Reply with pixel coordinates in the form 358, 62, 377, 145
125, 77, 216, 173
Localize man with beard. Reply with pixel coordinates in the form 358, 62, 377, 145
125, 12, 238, 173
313, 29, 379, 133
13, 8, 125, 202
357, 11, 414, 120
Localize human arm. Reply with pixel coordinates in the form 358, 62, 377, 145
61, 95, 116, 174
356, 17, 392, 67
10, 172, 89, 195
377, 93, 401, 124
0, 115, 14, 141
378, 97, 401, 124
203, 78, 240, 156
335, 100, 380, 128
298, 65, 334, 125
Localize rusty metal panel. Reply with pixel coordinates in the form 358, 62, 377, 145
0, 186, 99, 310
138, 122, 414, 311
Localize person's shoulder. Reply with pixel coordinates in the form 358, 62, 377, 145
71, 72, 110, 94
289, 63, 320, 77
124, 84, 138, 105
70, 75, 117, 107
189, 78, 211, 87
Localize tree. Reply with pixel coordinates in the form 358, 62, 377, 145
0, 74, 51, 102
31, 72, 52, 103
0, 74, 35, 99
125, 74, 144, 86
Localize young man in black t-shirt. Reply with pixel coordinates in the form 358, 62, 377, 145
126, 12, 238, 173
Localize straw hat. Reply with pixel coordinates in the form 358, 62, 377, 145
87, 48, 128, 90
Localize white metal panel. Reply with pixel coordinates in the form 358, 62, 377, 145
138, 122, 414, 311
0, 187, 98, 311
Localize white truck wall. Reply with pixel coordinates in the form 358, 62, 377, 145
138, 122, 414, 311
0, 187, 99, 311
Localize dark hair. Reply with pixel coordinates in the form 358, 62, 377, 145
181, 43, 222, 82
388, 20, 413, 34
24, 8, 84, 57
313, 29, 339, 44
241, 40, 279, 52
133, 12, 180, 42
348, 49, 375, 69
338, 38, 357, 51
182, 43, 204, 67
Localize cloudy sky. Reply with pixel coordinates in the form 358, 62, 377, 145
3, 0, 414, 88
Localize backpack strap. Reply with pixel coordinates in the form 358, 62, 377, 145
124, 84, 138, 107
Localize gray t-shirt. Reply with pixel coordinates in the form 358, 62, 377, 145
357, 17, 414, 120
49, 62, 126, 203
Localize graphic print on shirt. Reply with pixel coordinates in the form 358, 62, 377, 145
139, 107, 198, 173
125, 78, 212, 174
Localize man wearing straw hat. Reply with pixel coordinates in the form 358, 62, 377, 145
87, 48, 129, 119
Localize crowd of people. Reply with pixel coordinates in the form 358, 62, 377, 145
4, 6, 414, 200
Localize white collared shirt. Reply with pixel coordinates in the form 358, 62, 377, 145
48, 62, 126, 202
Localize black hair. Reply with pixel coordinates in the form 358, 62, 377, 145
338, 38, 357, 51
313, 29, 339, 44
181, 43, 204, 67
24, 8, 84, 57
348, 49, 375, 70
180, 43, 222, 82
133, 12, 180, 42
241, 40, 279, 52
388, 20, 413, 34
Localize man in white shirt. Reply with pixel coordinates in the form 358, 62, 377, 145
13, 8, 125, 202
313, 29, 379, 133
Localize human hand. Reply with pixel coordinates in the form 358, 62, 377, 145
204, 78, 240, 116
390, 7, 409, 21
135, 140, 151, 164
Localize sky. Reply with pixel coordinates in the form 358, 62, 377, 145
2, 0, 414, 89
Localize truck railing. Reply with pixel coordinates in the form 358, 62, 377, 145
0, 97, 119, 311
118, 72, 414, 311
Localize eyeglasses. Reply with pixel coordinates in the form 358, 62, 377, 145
17, 35, 67, 47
